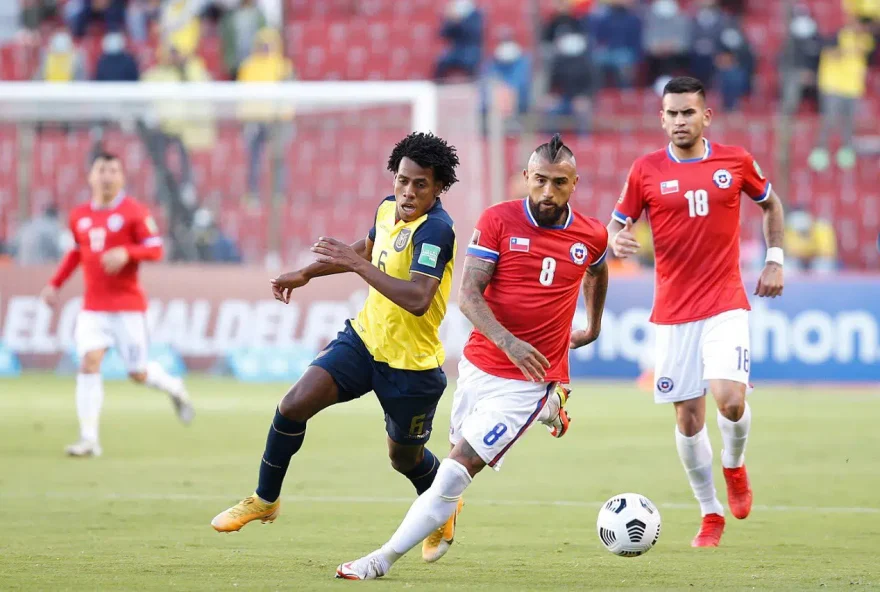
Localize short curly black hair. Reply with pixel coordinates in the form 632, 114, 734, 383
387, 132, 460, 193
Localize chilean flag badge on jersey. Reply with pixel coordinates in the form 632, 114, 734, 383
660, 180, 679, 195
510, 237, 531, 252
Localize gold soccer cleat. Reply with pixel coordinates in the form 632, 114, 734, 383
422, 497, 464, 562
211, 493, 280, 533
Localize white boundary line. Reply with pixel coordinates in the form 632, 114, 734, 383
2, 492, 877, 514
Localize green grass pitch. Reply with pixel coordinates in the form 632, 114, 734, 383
2, 374, 879, 590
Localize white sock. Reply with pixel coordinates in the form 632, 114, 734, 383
718, 402, 751, 469
536, 391, 560, 424
76, 373, 104, 443
144, 361, 185, 399
675, 425, 724, 516
382, 458, 472, 563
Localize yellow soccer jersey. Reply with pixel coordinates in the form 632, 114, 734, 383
353, 196, 456, 370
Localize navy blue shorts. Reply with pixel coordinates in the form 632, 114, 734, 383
311, 321, 447, 445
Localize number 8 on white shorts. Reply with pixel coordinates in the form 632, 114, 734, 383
449, 357, 553, 470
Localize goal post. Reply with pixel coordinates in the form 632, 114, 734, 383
0, 80, 491, 270
0, 81, 439, 133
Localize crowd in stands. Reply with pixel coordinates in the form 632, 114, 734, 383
2, 0, 879, 270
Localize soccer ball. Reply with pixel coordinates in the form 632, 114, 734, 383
596, 493, 662, 557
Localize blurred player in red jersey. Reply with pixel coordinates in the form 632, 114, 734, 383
40, 152, 194, 457
336, 135, 609, 580
608, 77, 785, 547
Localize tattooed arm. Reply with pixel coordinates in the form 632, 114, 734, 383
458, 255, 550, 381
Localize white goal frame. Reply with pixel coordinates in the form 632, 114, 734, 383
0, 81, 439, 133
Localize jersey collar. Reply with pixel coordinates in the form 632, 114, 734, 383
522, 197, 573, 230
666, 138, 711, 163
90, 191, 125, 210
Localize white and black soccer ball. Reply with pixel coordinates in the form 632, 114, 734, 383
596, 493, 662, 557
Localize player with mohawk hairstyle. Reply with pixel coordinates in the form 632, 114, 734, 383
336, 134, 610, 580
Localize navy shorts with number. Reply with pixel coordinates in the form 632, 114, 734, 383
310, 321, 447, 445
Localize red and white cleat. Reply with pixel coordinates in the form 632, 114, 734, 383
545, 384, 572, 438
691, 513, 725, 547
723, 465, 753, 519
335, 551, 390, 581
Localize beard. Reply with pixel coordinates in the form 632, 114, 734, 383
529, 199, 567, 227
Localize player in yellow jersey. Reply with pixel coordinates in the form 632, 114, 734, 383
211, 133, 462, 549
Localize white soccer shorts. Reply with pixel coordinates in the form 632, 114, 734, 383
75, 311, 149, 372
449, 356, 553, 470
653, 308, 751, 404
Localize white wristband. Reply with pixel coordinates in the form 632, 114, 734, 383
765, 247, 784, 266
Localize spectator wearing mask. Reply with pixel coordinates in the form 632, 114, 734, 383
481, 35, 531, 122
587, 0, 642, 88
784, 209, 837, 273
547, 29, 596, 125
192, 208, 242, 263
779, 7, 823, 115
33, 30, 87, 82
542, 0, 583, 50
809, 17, 874, 171
690, 0, 730, 86
95, 32, 140, 81
435, 0, 484, 81
714, 26, 754, 111
65, 0, 126, 39
237, 27, 294, 208
141, 44, 214, 209
643, 0, 691, 85
13, 205, 64, 266
221, 0, 266, 79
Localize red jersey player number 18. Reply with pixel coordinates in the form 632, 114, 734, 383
607, 77, 784, 550
40, 152, 193, 459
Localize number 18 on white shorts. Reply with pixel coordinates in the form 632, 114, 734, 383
449, 356, 553, 470
653, 308, 750, 404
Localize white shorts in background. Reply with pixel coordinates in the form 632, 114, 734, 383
75, 311, 149, 372
653, 308, 750, 404
449, 356, 553, 470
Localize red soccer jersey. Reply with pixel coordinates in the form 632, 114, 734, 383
613, 139, 771, 325
51, 194, 163, 312
463, 198, 609, 383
